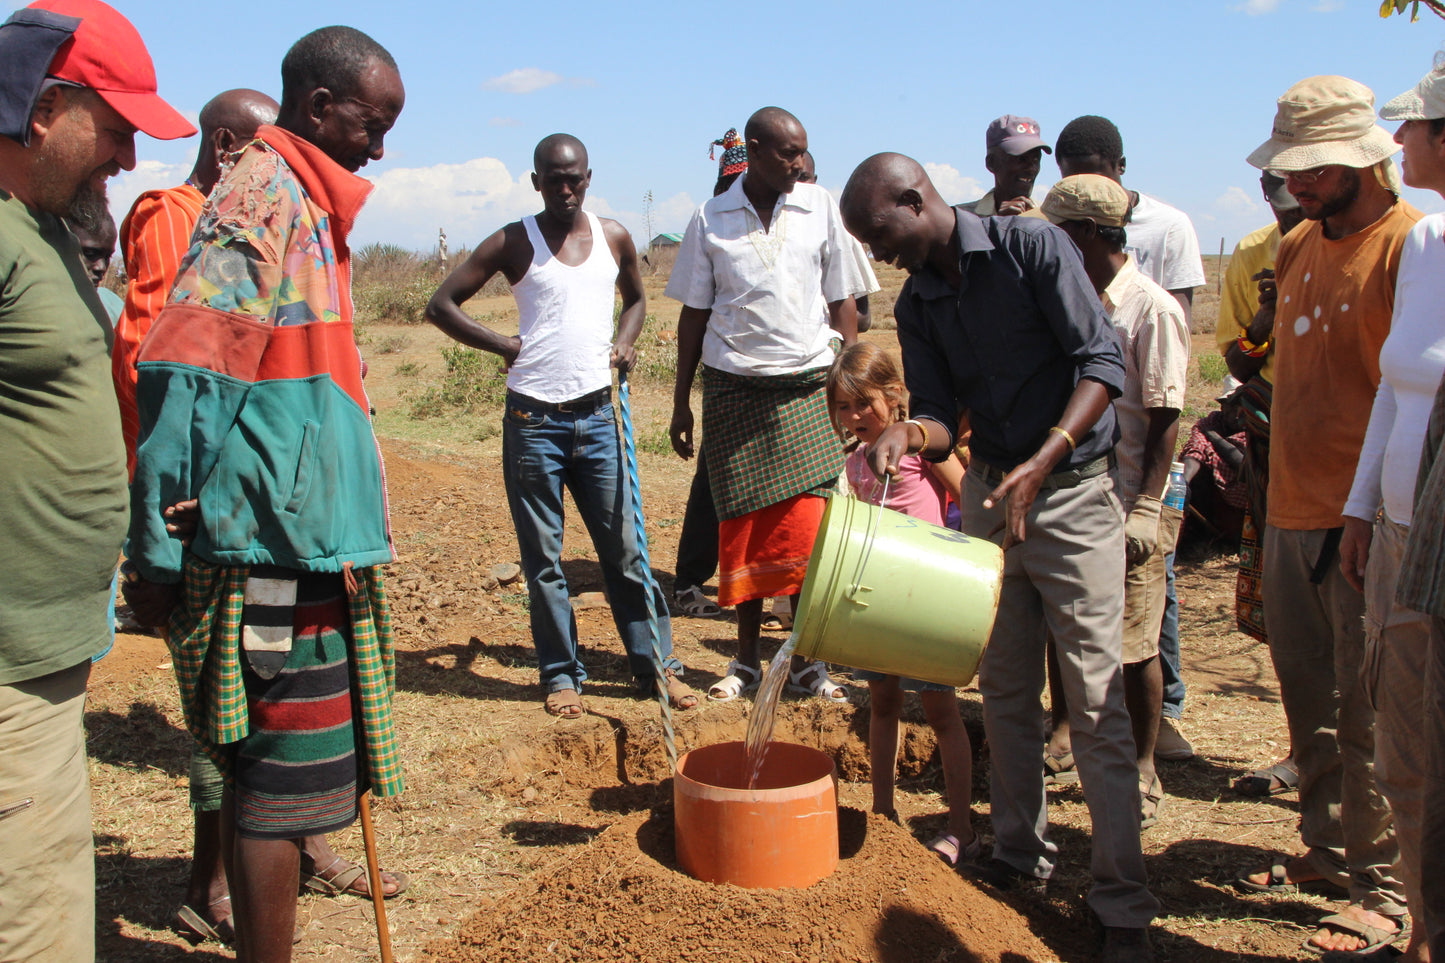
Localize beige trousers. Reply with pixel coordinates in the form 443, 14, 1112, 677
967, 469, 1158, 928
1364, 519, 1432, 930
1263, 524, 1404, 915
0, 661, 93, 963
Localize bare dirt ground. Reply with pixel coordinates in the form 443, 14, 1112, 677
87, 260, 1342, 962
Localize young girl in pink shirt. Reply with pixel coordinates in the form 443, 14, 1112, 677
826, 342, 978, 867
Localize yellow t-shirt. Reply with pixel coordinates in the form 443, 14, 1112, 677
1268, 201, 1422, 531
1216, 222, 1281, 384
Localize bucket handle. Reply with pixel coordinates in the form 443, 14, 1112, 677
847, 474, 890, 601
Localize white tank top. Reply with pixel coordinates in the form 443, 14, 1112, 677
506, 211, 619, 403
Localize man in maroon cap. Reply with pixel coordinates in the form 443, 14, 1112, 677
963, 114, 1052, 217
0, 1, 191, 959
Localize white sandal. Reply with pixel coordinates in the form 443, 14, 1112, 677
787, 662, 849, 702
708, 660, 761, 702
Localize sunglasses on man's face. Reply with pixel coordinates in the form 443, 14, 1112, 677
1267, 167, 1329, 186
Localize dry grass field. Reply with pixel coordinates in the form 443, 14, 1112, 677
86, 253, 1334, 962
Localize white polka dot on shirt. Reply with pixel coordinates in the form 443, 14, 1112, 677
1295, 316, 1311, 336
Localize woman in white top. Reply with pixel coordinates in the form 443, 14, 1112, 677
1339, 64, 1445, 963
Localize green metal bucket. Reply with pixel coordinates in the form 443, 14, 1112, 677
792, 493, 1004, 687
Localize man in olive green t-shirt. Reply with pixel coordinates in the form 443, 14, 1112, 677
0, 3, 192, 959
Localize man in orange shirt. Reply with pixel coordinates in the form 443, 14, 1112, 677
1236, 75, 1420, 957
114, 88, 277, 475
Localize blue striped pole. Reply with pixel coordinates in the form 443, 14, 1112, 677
617, 370, 678, 772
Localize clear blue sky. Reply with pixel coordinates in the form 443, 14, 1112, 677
54, 0, 1445, 254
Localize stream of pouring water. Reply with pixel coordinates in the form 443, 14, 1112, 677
742, 632, 800, 789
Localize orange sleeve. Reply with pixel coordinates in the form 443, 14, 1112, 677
114, 189, 202, 477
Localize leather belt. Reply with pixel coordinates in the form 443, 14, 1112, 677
507, 386, 612, 413
970, 452, 1113, 491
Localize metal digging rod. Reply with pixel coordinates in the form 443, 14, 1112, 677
616, 369, 678, 772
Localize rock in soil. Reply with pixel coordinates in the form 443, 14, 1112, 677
491, 562, 522, 585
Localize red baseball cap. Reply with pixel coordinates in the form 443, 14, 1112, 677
29, 0, 194, 140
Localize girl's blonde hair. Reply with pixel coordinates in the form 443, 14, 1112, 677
825, 341, 907, 442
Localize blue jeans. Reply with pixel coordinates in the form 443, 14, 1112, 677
502, 391, 679, 693
1158, 553, 1185, 719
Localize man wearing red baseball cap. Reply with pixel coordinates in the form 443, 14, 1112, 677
0, 2, 190, 960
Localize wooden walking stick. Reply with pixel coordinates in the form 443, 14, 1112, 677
358, 793, 395, 963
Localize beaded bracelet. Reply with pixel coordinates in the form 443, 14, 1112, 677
1236, 333, 1270, 358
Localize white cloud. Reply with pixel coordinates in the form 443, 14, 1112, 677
1213, 185, 1262, 217
922, 163, 985, 206
651, 191, 700, 230
106, 159, 191, 229
489, 117, 523, 128
480, 68, 593, 94
1236, 0, 1283, 12
365, 157, 538, 248
360, 157, 694, 251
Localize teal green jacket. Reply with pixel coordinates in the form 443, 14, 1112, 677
127, 130, 394, 583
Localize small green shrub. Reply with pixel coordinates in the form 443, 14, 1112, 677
629, 313, 678, 384
354, 276, 436, 324
407, 344, 507, 420
374, 334, 411, 355
394, 360, 422, 378
637, 426, 674, 456
1198, 354, 1228, 385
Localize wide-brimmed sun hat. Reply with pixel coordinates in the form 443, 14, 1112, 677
1247, 75, 1398, 172
1381, 63, 1445, 122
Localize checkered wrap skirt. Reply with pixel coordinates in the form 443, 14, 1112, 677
700, 364, 843, 521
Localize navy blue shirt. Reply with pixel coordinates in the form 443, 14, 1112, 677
895, 208, 1125, 472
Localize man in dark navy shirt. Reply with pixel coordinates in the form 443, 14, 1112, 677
841, 152, 1157, 963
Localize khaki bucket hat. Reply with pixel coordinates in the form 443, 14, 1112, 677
1247, 75, 1400, 171
1381, 63, 1445, 121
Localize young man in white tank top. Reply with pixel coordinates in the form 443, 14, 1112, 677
426, 134, 696, 719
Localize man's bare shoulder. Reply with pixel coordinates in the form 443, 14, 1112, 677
597, 216, 632, 243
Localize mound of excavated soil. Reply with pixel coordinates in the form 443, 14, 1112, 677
419, 807, 1056, 963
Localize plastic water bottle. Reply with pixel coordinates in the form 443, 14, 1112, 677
1164, 461, 1188, 511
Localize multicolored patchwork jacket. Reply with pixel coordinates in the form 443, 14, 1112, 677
128, 125, 394, 582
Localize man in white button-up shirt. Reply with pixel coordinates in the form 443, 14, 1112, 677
666, 106, 874, 702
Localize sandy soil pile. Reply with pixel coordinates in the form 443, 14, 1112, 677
420, 807, 1056, 963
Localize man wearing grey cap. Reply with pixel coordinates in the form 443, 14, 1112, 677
963, 114, 1051, 217
1235, 74, 1420, 957
1340, 60, 1445, 963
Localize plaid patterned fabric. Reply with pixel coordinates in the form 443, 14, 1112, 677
167, 556, 404, 797
1179, 414, 1249, 510
701, 364, 844, 520
1398, 376, 1445, 618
